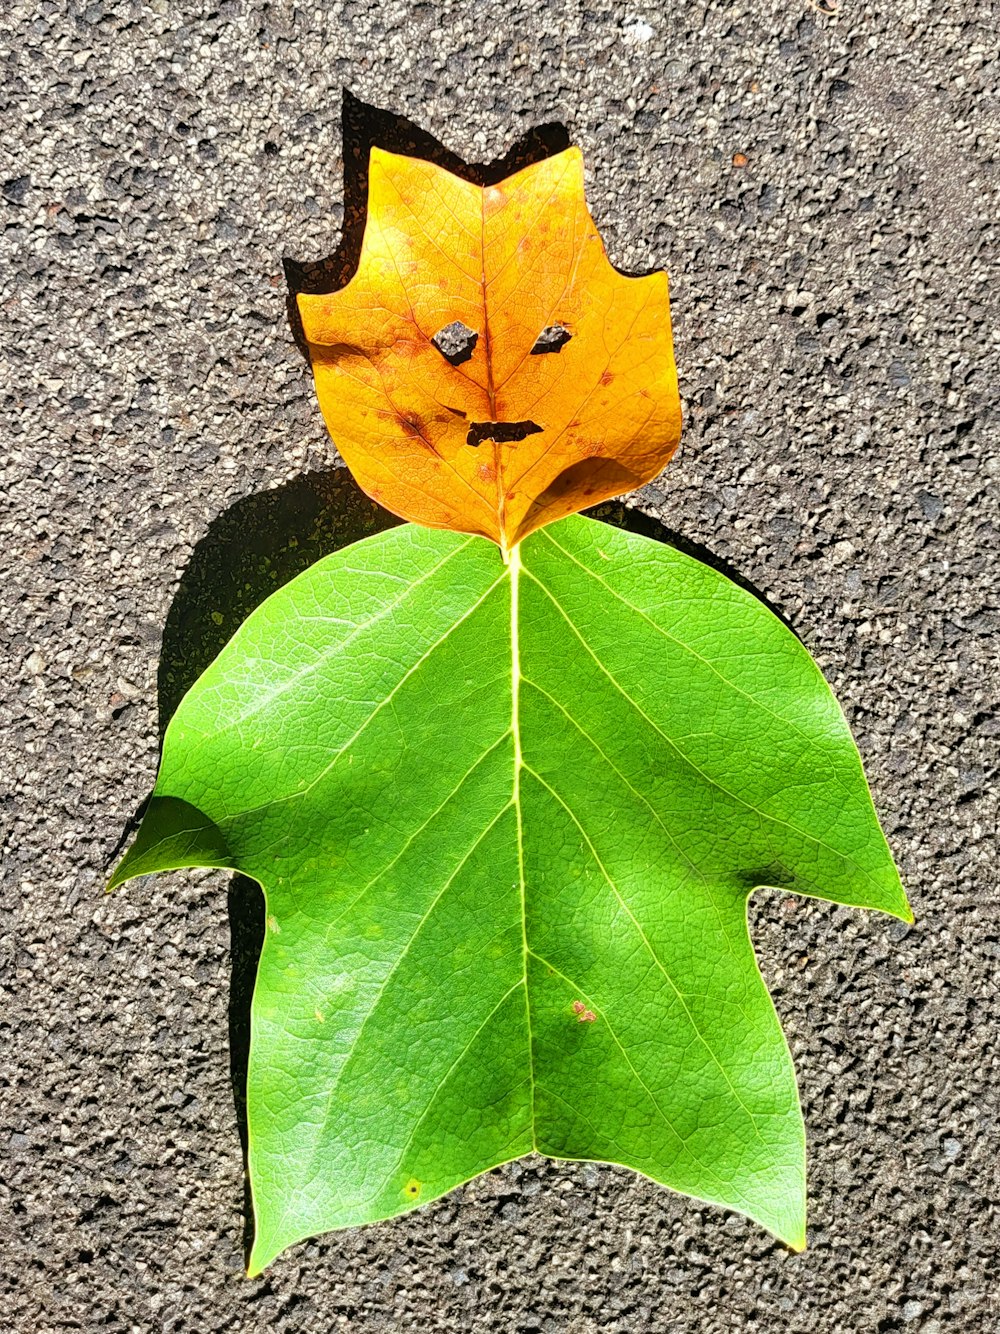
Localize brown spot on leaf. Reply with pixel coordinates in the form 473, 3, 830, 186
397, 413, 435, 450
393, 337, 422, 359
572, 1000, 597, 1023
312, 342, 367, 366
404, 1178, 422, 1199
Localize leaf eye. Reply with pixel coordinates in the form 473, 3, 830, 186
431, 320, 478, 366
531, 323, 572, 355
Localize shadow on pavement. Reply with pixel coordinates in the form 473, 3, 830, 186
156, 467, 401, 738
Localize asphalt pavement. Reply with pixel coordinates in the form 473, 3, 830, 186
2, 1, 997, 1329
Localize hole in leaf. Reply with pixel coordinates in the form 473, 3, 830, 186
466, 420, 543, 448
530, 323, 572, 355
431, 320, 478, 365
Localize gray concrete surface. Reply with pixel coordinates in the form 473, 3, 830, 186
3, 1, 998, 1329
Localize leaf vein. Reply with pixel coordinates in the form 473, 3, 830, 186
522, 769, 767, 1143
523, 567, 880, 890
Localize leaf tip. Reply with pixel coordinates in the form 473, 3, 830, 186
558, 142, 585, 174
245, 1236, 272, 1279
367, 143, 394, 173
105, 850, 137, 895
889, 880, 915, 926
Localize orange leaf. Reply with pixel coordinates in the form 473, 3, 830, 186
299, 147, 682, 550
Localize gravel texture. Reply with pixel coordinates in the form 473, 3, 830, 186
3, 1, 998, 1330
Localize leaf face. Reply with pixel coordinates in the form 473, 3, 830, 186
113, 517, 909, 1273
298, 149, 682, 549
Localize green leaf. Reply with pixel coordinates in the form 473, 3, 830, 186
111, 514, 909, 1274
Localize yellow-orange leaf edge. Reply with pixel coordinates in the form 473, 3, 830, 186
298, 146, 682, 550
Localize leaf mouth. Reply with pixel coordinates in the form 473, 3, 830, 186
466, 420, 543, 448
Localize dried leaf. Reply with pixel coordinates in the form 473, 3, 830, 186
299, 148, 681, 549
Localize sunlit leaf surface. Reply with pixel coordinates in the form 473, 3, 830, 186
298, 149, 682, 549
113, 517, 909, 1273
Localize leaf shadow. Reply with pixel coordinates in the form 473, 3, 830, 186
156, 468, 401, 739
588, 498, 803, 642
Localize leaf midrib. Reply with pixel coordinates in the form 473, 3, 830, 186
297, 540, 749, 1207
508, 543, 537, 1150
292, 537, 785, 1203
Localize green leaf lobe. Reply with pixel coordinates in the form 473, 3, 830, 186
113, 516, 909, 1274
